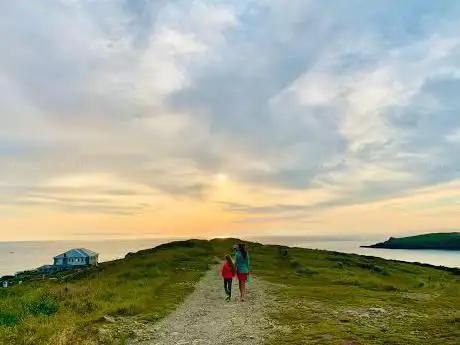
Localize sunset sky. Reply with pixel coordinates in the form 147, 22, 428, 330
0, 1, 459, 241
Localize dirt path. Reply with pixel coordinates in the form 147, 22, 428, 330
129, 265, 271, 345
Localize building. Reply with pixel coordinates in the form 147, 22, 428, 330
53, 248, 99, 268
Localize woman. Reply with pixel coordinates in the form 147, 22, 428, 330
234, 243, 250, 301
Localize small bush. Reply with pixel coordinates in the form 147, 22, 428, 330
26, 296, 59, 317
447, 317, 460, 324
290, 260, 301, 268
296, 267, 317, 276
334, 280, 361, 287
355, 262, 390, 276
380, 284, 399, 292
278, 247, 289, 258
100, 292, 116, 301
334, 280, 399, 292
0, 312, 19, 327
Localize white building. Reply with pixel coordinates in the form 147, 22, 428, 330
53, 248, 99, 268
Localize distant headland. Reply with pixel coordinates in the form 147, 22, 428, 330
362, 232, 460, 250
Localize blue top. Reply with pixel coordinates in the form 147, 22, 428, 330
235, 251, 250, 274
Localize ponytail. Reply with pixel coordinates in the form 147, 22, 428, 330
225, 254, 236, 275
238, 243, 248, 260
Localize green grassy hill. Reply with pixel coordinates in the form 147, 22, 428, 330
1, 238, 460, 345
363, 232, 460, 250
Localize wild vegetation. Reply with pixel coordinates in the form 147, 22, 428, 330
0, 240, 215, 345
254, 245, 460, 345
1, 238, 460, 345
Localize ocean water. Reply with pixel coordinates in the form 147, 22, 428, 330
250, 236, 460, 268
1, 236, 460, 277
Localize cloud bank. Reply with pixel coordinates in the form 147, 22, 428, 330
0, 0, 459, 238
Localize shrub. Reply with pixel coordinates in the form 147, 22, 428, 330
380, 284, 399, 292
447, 317, 460, 324
334, 280, 399, 292
290, 260, 301, 268
278, 247, 289, 258
63, 299, 97, 314
296, 267, 317, 276
356, 262, 390, 276
25, 296, 59, 317
0, 312, 19, 327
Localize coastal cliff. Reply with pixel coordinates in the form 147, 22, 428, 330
362, 232, 460, 250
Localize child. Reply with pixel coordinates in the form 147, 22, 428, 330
221, 254, 236, 301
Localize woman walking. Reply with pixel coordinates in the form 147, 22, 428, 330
234, 243, 250, 302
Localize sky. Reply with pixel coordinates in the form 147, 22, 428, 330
0, 0, 459, 241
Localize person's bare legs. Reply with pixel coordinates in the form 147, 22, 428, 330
239, 278, 246, 301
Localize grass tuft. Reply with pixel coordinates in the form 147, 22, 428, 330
0, 312, 19, 327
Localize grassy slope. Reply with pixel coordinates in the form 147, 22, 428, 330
0, 240, 216, 345
1, 239, 460, 345
249, 243, 460, 345
368, 232, 460, 249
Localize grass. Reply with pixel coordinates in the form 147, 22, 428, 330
0, 239, 216, 345
246, 244, 460, 345
1, 238, 460, 344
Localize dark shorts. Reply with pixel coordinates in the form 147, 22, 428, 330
237, 272, 249, 281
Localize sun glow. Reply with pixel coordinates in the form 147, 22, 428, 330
216, 173, 228, 182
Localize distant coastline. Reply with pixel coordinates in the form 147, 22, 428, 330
362, 232, 460, 251
2, 235, 460, 278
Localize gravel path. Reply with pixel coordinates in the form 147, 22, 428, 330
129, 265, 270, 345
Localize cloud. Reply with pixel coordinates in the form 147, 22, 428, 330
0, 0, 459, 223
219, 201, 308, 215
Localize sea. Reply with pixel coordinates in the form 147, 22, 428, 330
1, 236, 460, 277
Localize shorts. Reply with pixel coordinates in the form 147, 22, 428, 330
237, 272, 249, 281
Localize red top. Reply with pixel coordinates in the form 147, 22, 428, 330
221, 261, 235, 279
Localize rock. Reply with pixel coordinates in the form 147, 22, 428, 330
103, 315, 116, 323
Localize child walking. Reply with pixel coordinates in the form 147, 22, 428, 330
221, 254, 236, 301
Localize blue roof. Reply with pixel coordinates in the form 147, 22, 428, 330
54, 248, 98, 259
